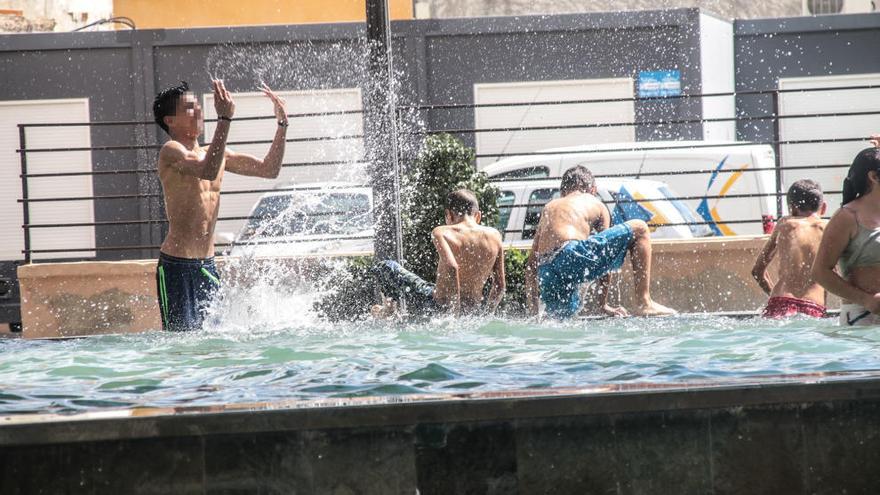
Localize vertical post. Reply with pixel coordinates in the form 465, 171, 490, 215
18, 125, 31, 263
364, 0, 404, 263
771, 90, 784, 219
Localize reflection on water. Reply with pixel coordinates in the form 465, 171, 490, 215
1, 315, 879, 415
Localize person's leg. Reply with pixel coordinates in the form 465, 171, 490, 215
193, 260, 221, 328
371, 260, 435, 311
624, 220, 675, 316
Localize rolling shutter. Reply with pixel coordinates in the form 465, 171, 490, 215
0, 99, 94, 260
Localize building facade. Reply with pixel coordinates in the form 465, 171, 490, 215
418, 0, 873, 19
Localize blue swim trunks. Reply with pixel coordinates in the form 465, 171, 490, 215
537, 223, 634, 319
156, 252, 221, 331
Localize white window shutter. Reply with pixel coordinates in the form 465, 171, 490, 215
0, 99, 94, 260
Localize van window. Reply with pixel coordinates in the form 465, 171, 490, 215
496, 191, 516, 236
523, 188, 560, 239
489, 166, 550, 180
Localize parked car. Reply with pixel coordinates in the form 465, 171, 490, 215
228, 182, 374, 257
495, 178, 713, 246
482, 141, 777, 236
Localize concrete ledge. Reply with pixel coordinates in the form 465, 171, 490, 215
1, 372, 879, 493
16, 235, 837, 338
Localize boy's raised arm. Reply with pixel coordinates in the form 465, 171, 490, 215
752, 226, 780, 295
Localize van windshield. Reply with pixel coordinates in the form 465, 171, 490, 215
239, 192, 372, 240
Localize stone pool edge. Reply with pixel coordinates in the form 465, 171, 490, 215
2, 369, 879, 447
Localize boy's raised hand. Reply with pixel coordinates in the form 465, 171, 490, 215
261, 83, 288, 126
212, 79, 235, 119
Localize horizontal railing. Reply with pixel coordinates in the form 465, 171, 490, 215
14, 83, 878, 262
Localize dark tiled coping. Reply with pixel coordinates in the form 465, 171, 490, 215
4, 372, 880, 493
1, 370, 878, 446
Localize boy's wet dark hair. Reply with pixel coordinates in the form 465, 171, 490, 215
560, 165, 595, 196
787, 179, 823, 214
153, 81, 190, 135
446, 189, 480, 217
842, 147, 880, 205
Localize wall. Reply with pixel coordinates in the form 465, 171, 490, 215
112, 0, 413, 28
734, 14, 880, 141
423, 0, 807, 20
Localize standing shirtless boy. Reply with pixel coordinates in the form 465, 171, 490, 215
752, 180, 828, 318
525, 165, 675, 319
371, 189, 505, 317
153, 80, 288, 331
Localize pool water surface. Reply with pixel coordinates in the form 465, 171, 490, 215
1, 315, 878, 415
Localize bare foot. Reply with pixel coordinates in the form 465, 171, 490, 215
370, 298, 398, 319
632, 300, 677, 317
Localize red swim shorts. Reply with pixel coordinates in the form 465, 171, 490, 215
762, 296, 827, 319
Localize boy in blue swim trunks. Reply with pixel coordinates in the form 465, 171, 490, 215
525, 166, 676, 319
153, 80, 289, 330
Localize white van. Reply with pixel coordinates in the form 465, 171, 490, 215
482, 141, 778, 236
495, 178, 711, 246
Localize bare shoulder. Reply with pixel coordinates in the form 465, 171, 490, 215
478, 225, 503, 243
431, 225, 450, 239
158, 140, 188, 165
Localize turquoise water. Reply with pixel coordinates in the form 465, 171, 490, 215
1, 315, 879, 415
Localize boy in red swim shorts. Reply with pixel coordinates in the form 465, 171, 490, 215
752, 180, 829, 318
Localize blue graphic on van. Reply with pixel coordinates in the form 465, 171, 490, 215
696, 155, 729, 236
612, 186, 653, 226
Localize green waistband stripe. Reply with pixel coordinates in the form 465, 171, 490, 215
158, 265, 169, 326
200, 267, 221, 285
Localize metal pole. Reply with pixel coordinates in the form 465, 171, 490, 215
18, 125, 31, 264
364, 0, 404, 263
771, 90, 784, 218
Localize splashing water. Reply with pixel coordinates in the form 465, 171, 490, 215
198, 40, 426, 329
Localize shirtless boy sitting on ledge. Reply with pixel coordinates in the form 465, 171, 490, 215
525, 165, 675, 319
371, 189, 505, 318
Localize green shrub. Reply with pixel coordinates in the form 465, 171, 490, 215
499, 247, 529, 316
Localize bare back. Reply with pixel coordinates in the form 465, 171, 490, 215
771, 215, 827, 303
531, 192, 608, 258
432, 223, 503, 311
158, 144, 226, 259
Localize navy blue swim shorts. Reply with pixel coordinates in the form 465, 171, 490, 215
156, 252, 221, 331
